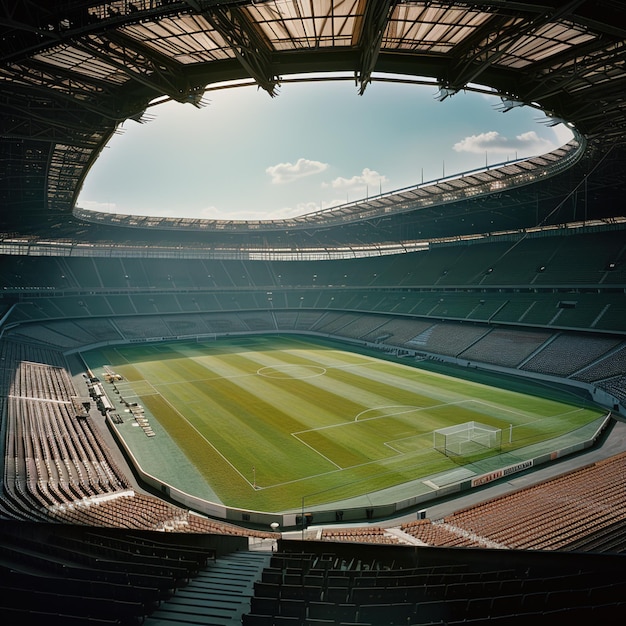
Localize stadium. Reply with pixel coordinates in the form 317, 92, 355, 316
1, 1, 626, 624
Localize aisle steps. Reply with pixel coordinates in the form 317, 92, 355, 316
144, 550, 272, 625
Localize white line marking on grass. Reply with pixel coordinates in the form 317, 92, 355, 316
462, 398, 587, 424
137, 372, 256, 390
330, 360, 395, 371
383, 441, 404, 455
288, 398, 494, 471
552, 407, 586, 419
154, 392, 259, 490
290, 403, 471, 471
116, 379, 160, 399
292, 401, 469, 438
139, 379, 159, 393
465, 398, 540, 421
291, 432, 343, 469
384, 431, 435, 455
257, 365, 327, 379
260, 445, 439, 491
354, 400, 470, 423
355, 405, 424, 422
509, 407, 587, 433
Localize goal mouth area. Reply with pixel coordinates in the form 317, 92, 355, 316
434, 421, 502, 460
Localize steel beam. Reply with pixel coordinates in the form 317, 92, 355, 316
356, 0, 396, 95
202, 4, 278, 96
443, 0, 589, 92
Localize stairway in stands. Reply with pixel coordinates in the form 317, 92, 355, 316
144, 550, 273, 625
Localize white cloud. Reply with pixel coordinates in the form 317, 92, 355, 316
198, 206, 226, 219
255, 204, 315, 220
198, 201, 331, 221
453, 130, 555, 155
266, 158, 328, 184
77, 200, 118, 214
323, 198, 348, 210
197, 205, 284, 221
327, 167, 389, 191
292, 199, 346, 214
288, 201, 323, 216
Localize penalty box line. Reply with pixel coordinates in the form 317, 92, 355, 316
289, 398, 511, 469
290, 401, 470, 471
145, 390, 258, 490
115, 379, 160, 400
290, 432, 342, 470
462, 397, 584, 428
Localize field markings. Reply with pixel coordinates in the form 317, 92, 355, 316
290, 400, 470, 470
462, 398, 587, 426
257, 364, 327, 379
148, 387, 377, 490
128, 352, 408, 389
290, 433, 343, 470
145, 390, 260, 490
255, 443, 440, 492
147, 365, 585, 430
114, 379, 160, 399
144, 371, 256, 387
384, 430, 436, 455
96, 339, 600, 497
354, 401, 468, 423
289, 398, 491, 443
289, 395, 543, 469
111, 348, 132, 364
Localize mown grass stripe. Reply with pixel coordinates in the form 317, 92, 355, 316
81, 336, 605, 511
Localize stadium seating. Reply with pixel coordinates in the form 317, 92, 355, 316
0, 521, 219, 624
442, 452, 626, 552
521, 333, 622, 376
459, 328, 552, 368
0, 230, 623, 291
4, 521, 622, 625
241, 542, 626, 625
1, 228, 625, 626
0, 337, 281, 539
573, 343, 626, 382
1, 5, 625, 623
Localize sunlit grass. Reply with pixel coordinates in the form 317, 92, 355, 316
84, 336, 603, 511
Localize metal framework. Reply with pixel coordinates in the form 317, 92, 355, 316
72, 138, 585, 232
1, 1, 625, 248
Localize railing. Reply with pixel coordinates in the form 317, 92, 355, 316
73, 137, 585, 234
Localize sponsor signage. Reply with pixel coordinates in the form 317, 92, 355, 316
471, 459, 533, 488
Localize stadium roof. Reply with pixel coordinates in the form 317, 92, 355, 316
1, 1, 626, 251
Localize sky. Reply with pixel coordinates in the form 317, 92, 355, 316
77, 77, 573, 221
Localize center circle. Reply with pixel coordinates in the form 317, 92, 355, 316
257, 365, 327, 379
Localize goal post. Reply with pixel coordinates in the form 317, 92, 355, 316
434, 421, 502, 458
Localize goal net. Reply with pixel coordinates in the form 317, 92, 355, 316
434, 421, 501, 458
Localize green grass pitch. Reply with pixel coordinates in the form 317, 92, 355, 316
83, 336, 604, 512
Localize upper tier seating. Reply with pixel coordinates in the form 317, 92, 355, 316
521, 333, 623, 376
1, 229, 624, 292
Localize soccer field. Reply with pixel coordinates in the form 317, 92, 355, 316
83, 336, 604, 512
